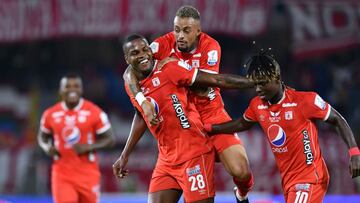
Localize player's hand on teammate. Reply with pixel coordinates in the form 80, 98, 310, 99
73, 143, 92, 155
113, 154, 129, 179
349, 155, 360, 178
141, 100, 159, 125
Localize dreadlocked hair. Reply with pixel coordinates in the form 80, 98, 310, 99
245, 45, 280, 82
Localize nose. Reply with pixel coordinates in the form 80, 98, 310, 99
255, 84, 262, 93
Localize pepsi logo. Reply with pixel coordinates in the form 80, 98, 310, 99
62, 126, 80, 147
267, 124, 286, 147
146, 97, 160, 114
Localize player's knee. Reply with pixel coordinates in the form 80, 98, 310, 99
228, 162, 251, 180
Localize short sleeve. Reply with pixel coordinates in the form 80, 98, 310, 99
165, 61, 198, 86
199, 41, 221, 74
92, 106, 111, 134
151, 33, 173, 61
301, 92, 331, 121
243, 99, 258, 122
40, 110, 52, 134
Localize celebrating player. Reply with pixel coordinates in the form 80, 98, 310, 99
204, 50, 360, 202
113, 34, 255, 203
122, 6, 253, 202
38, 74, 115, 203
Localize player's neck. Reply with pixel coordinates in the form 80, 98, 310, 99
65, 101, 79, 110
269, 84, 284, 104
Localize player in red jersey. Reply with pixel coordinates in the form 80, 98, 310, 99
113, 34, 255, 203
204, 50, 360, 203
122, 6, 253, 202
38, 74, 115, 203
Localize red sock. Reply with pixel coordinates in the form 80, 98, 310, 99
233, 173, 254, 197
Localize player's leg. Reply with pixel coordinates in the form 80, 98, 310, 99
52, 174, 78, 203
285, 182, 328, 203
178, 150, 215, 203
149, 162, 183, 203
212, 134, 254, 200
148, 189, 182, 203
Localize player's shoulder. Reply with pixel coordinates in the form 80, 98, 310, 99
82, 99, 102, 112
154, 32, 175, 44
248, 96, 265, 108
199, 32, 220, 49
290, 88, 318, 102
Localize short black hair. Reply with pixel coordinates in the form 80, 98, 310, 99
63, 72, 81, 80
122, 34, 148, 52
176, 5, 200, 20
245, 48, 280, 81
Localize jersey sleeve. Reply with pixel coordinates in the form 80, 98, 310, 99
150, 33, 173, 60
199, 40, 221, 74
40, 109, 52, 134
243, 99, 258, 122
165, 61, 198, 86
92, 105, 111, 134
301, 92, 331, 121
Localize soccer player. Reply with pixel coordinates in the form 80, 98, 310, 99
204, 50, 360, 202
38, 74, 115, 203
113, 34, 255, 203
122, 6, 253, 202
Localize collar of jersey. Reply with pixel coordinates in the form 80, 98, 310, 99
268, 89, 286, 105
61, 98, 84, 111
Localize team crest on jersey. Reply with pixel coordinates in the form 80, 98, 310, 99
267, 124, 286, 147
152, 77, 160, 87
192, 60, 200, 68
269, 111, 281, 122
62, 126, 81, 148
285, 111, 293, 120
207, 50, 218, 66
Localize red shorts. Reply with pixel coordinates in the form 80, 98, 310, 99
51, 171, 100, 203
285, 182, 329, 203
149, 150, 215, 202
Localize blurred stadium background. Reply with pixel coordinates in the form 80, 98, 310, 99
0, 0, 360, 202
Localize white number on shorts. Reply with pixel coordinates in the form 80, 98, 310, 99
188, 174, 206, 191
295, 191, 308, 203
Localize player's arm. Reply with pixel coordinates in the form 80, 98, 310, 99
205, 117, 255, 135
325, 107, 360, 178
123, 66, 158, 125
37, 131, 59, 158
193, 70, 255, 89
113, 111, 147, 179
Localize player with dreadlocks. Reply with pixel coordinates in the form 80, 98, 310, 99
203, 49, 360, 202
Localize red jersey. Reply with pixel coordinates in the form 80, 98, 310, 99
150, 32, 226, 123
125, 60, 213, 165
40, 99, 111, 181
244, 87, 330, 192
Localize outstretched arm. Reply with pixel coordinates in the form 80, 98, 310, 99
326, 107, 360, 178
123, 66, 158, 125
206, 117, 255, 135
193, 70, 255, 89
113, 112, 147, 179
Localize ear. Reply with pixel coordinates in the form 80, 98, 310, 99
124, 54, 130, 65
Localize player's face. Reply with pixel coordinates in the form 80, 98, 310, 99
254, 79, 280, 101
59, 77, 83, 105
124, 38, 154, 76
173, 16, 201, 52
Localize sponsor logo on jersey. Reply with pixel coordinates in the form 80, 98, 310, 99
285, 111, 293, 120
207, 88, 216, 101
295, 183, 310, 191
282, 102, 297, 107
65, 115, 76, 125
152, 77, 160, 87
258, 104, 268, 109
149, 42, 159, 53
62, 126, 80, 148
146, 97, 160, 114
193, 53, 201, 57
269, 111, 281, 122
302, 130, 314, 165
267, 124, 286, 147
192, 59, 200, 68
171, 94, 190, 129
314, 94, 326, 110
207, 50, 218, 66
186, 164, 201, 176
178, 61, 193, 71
